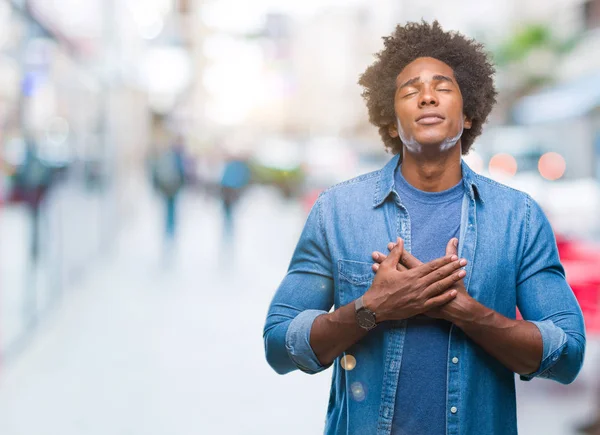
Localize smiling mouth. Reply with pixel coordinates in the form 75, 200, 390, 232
416, 116, 444, 125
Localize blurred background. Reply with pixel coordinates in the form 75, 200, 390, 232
0, 0, 598, 434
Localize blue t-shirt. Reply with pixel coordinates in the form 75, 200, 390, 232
392, 165, 464, 435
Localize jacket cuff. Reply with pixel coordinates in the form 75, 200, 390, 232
285, 310, 329, 374
520, 320, 568, 381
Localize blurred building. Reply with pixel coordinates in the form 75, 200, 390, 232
0, 0, 196, 360
509, 0, 600, 180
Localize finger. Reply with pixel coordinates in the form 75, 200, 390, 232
387, 241, 400, 252
387, 241, 422, 269
445, 238, 458, 257
400, 250, 422, 269
420, 257, 467, 286
372, 251, 386, 264
372, 263, 380, 272
386, 242, 410, 272
373, 251, 408, 272
423, 268, 467, 298
414, 252, 462, 278
382, 238, 404, 269
396, 262, 408, 272
423, 289, 457, 311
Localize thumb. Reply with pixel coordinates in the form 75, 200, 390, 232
383, 238, 403, 268
445, 238, 458, 257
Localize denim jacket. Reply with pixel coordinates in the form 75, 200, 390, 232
263, 155, 586, 435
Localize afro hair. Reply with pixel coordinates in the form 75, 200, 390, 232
358, 20, 497, 157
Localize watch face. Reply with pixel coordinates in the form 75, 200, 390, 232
357, 309, 376, 329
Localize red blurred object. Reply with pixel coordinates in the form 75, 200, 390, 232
517, 233, 600, 332
555, 233, 600, 333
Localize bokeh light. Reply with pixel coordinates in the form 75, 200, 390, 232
463, 150, 484, 174
340, 354, 356, 371
350, 381, 366, 402
538, 152, 566, 181
488, 153, 518, 178
45, 116, 70, 145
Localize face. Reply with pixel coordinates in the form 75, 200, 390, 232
389, 57, 472, 154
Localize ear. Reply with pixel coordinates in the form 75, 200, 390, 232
388, 123, 399, 138
463, 115, 472, 130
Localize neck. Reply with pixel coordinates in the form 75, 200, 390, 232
400, 144, 462, 192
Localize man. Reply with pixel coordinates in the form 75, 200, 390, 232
151, 135, 186, 246
219, 153, 251, 238
263, 21, 585, 435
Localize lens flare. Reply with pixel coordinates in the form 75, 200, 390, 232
340, 354, 356, 371
488, 153, 517, 178
350, 381, 366, 402
538, 152, 566, 181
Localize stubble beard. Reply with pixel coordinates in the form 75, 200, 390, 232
397, 117, 464, 154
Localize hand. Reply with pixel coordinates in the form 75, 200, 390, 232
371, 238, 473, 322
364, 238, 467, 322
429, 238, 474, 322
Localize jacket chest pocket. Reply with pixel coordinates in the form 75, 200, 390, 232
337, 259, 375, 307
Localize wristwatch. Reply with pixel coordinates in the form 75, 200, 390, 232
355, 296, 377, 331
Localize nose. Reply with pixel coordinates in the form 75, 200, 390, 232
419, 85, 438, 107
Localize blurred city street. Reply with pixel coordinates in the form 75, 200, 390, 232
0, 0, 599, 434
0, 184, 597, 435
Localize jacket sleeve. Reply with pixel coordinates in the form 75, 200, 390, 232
263, 195, 334, 375
517, 196, 586, 384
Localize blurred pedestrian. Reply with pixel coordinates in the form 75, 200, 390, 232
219, 155, 251, 238
12, 138, 53, 263
263, 21, 585, 435
151, 136, 186, 247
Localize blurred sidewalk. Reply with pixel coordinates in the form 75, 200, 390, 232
0, 182, 106, 360
0, 185, 598, 434
0, 185, 332, 435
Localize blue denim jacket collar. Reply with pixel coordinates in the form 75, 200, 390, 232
373, 154, 484, 208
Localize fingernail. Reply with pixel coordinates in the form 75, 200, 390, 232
458, 270, 466, 278
450, 290, 457, 296
388, 243, 394, 250
451, 255, 458, 261
453, 239, 458, 247
459, 259, 467, 266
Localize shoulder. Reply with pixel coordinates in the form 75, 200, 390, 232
324, 170, 381, 194
471, 172, 532, 207
470, 172, 552, 233
316, 169, 381, 207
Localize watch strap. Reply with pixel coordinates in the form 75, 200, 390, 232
355, 295, 366, 312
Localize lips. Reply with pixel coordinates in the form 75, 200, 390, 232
416, 112, 445, 125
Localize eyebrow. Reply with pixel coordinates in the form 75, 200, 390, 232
398, 75, 455, 90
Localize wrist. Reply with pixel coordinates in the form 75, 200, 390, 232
362, 291, 383, 323
452, 297, 488, 329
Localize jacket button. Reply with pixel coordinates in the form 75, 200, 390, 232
451, 407, 458, 414
452, 357, 459, 364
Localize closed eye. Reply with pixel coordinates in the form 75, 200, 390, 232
437, 89, 452, 92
